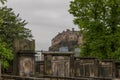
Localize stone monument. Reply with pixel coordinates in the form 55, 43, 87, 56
42, 52, 74, 77
13, 39, 35, 76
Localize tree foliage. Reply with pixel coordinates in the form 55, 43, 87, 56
0, 0, 6, 4
0, 6, 32, 67
0, 39, 13, 68
0, 6, 32, 47
69, 0, 120, 60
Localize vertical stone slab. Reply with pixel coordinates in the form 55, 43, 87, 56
18, 51, 35, 76
51, 56, 70, 77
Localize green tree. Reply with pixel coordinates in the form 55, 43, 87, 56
0, 39, 13, 68
0, 6, 32, 48
0, 2, 32, 69
0, 0, 11, 71
0, 0, 6, 4
69, 0, 120, 60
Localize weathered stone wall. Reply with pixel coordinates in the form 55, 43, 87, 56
14, 39, 35, 52
15, 39, 36, 76
41, 52, 120, 79
51, 56, 70, 77
98, 60, 114, 77
74, 57, 98, 77
43, 52, 73, 77
35, 61, 44, 76
19, 56, 35, 76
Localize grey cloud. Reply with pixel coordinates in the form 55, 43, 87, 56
7, 0, 70, 12
6, 0, 78, 50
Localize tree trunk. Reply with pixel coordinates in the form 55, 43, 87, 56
0, 61, 1, 79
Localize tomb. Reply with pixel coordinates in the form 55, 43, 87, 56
42, 52, 74, 77
13, 39, 36, 76
74, 57, 99, 77
99, 60, 115, 78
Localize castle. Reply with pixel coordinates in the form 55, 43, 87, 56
49, 28, 82, 51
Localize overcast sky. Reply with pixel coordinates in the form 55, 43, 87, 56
6, 0, 79, 51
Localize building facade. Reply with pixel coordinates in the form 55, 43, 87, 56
49, 28, 82, 51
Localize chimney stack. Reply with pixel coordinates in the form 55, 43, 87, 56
66, 29, 70, 32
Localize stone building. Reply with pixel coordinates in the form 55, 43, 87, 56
49, 28, 82, 51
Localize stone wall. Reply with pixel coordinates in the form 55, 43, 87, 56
19, 56, 35, 76
41, 52, 120, 79
43, 52, 73, 77
14, 39, 35, 52
74, 57, 98, 77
